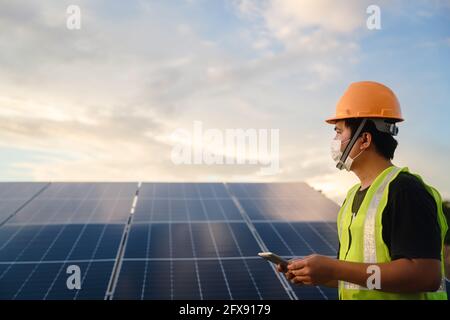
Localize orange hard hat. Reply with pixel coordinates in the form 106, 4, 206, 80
326, 81, 403, 124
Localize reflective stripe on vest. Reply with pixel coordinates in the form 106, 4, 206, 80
363, 166, 402, 264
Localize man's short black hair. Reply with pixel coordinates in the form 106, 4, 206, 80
344, 118, 398, 160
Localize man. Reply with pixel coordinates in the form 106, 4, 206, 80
277, 81, 448, 299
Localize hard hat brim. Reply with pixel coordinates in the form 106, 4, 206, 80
325, 114, 404, 124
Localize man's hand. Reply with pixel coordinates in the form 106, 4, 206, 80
276, 263, 288, 273
276, 261, 297, 283
287, 254, 337, 286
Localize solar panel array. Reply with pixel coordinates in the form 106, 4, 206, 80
2, 182, 445, 300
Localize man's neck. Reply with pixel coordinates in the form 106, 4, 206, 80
352, 155, 393, 190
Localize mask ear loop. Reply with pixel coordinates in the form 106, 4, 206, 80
337, 118, 367, 170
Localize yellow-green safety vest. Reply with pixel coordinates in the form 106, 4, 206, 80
337, 166, 448, 300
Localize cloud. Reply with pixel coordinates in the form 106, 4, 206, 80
0, 0, 365, 202
233, 0, 371, 48
2, 0, 448, 204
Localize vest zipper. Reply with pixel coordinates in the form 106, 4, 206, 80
344, 211, 357, 260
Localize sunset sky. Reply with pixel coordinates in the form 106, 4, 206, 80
1, 0, 449, 203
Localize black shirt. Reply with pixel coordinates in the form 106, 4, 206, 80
339, 172, 442, 261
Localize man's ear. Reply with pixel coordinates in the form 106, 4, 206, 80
360, 132, 372, 149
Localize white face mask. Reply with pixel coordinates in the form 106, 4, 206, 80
330, 138, 364, 171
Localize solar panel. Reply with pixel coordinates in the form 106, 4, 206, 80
0, 182, 48, 226
0, 181, 364, 300
111, 183, 339, 300
0, 183, 137, 299
0, 261, 114, 300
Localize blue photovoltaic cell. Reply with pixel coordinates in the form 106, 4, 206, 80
170, 199, 189, 220
138, 183, 229, 199
228, 182, 321, 199
0, 182, 48, 225
238, 199, 266, 220
202, 199, 230, 220
7, 198, 76, 225
114, 260, 200, 300
133, 198, 243, 222
35, 183, 137, 200
253, 223, 295, 256
0, 261, 114, 300
221, 259, 287, 300
228, 183, 339, 222
185, 199, 208, 220
275, 222, 337, 256
7, 183, 136, 225
125, 224, 170, 259
125, 223, 261, 259
254, 222, 338, 257
113, 259, 292, 300
238, 197, 339, 222
196, 260, 239, 300
0, 183, 48, 201
0, 223, 125, 262
0, 199, 34, 225
307, 221, 339, 250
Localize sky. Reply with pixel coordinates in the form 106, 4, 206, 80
0, 0, 449, 203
